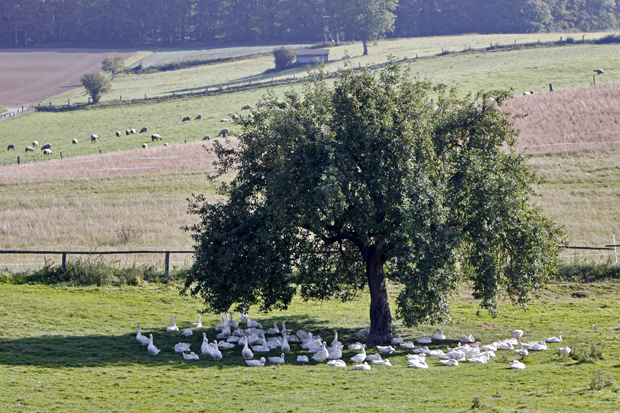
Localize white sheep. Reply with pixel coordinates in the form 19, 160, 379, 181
25, 146, 34, 152
32, 140, 39, 147
125, 129, 130, 135
218, 128, 230, 137
232, 114, 240, 120
41, 143, 52, 150
164, 143, 169, 147
43, 148, 53, 155
130, 129, 137, 134
7, 144, 15, 151
142, 143, 147, 149
139, 127, 148, 133
220, 118, 230, 122
91, 134, 99, 142
115, 131, 121, 137
182, 116, 191, 122
151, 134, 162, 141
202, 135, 211, 141
248, 113, 254, 119
72, 139, 78, 144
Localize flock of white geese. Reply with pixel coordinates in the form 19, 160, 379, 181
135, 311, 570, 370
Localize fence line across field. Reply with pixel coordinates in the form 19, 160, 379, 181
0, 249, 194, 278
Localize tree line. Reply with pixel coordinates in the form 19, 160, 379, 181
1, 0, 619, 48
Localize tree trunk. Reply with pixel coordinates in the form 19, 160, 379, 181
362, 39, 369, 56
366, 250, 395, 344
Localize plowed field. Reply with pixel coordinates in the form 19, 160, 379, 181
0, 48, 136, 106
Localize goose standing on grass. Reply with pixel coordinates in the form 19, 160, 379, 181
166, 317, 179, 333
511, 330, 524, 342
136, 325, 150, 346
201, 332, 213, 357
211, 344, 223, 361
545, 333, 563, 343
227, 312, 239, 330
312, 342, 329, 363
328, 343, 344, 360
331, 331, 342, 348
268, 353, 286, 365
190, 314, 202, 328
242, 337, 254, 360
281, 322, 290, 335
281, 335, 290, 354
148, 334, 161, 356
350, 345, 367, 363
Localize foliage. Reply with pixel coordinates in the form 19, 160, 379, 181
80, 72, 112, 104
557, 262, 620, 282
589, 369, 614, 391
184, 60, 563, 343
272, 46, 296, 70
571, 340, 607, 363
101, 55, 125, 77
115, 223, 143, 244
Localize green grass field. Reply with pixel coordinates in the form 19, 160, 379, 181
0, 280, 618, 412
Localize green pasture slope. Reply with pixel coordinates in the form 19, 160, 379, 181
0, 281, 618, 412
1, 33, 620, 166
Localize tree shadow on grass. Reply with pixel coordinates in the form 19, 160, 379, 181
0, 314, 378, 369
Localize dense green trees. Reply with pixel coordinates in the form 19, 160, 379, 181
1, 0, 619, 47
184, 62, 563, 344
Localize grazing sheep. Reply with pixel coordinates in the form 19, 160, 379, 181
195, 114, 202, 120
130, 129, 137, 134
258, 102, 265, 108
41, 143, 52, 150
232, 114, 240, 120
139, 127, 148, 133
594, 69, 604, 74
151, 134, 162, 141
164, 143, 169, 147
32, 140, 39, 147
241, 104, 251, 110
115, 131, 121, 137
43, 149, 53, 155
218, 128, 230, 137
220, 118, 230, 122
72, 139, 78, 144
125, 129, 130, 135
25, 146, 34, 152
202, 135, 211, 141
7, 144, 15, 151
91, 134, 99, 142
182, 116, 191, 122
248, 113, 254, 119
142, 143, 147, 149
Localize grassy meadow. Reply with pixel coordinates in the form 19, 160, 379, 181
0, 280, 619, 412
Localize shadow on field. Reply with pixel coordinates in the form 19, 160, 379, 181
0, 315, 393, 368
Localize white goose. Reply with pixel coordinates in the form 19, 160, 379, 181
201, 333, 213, 357
239, 309, 250, 324
513, 348, 529, 357
245, 357, 266, 366
350, 345, 367, 363
174, 342, 191, 353
399, 341, 415, 349
312, 342, 329, 363
281, 322, 290, 335
297, 355, 309, 363
511, 329, 524, 341
147, 334, 160, 355
495, 340, 514, 351
431, 328, 446, 341
217, 340, 235, 349
331, 331, 342, 348
545, 333, 563, 343
364, 353, 382, 362
281, 335, 291, 354
268, 353, 285, 365
241, 337, 254, 360
183, 352, 199, 360
327, 359, 346, 368
227, 312, 239, 330
246, 318, 263, 329
267, 321, 280, 335
558, 346, 571, 355
327, 343, 344, 360
190, 314, 202, 328
136, 324, 150, 346
215, 315, 227, 331
441, 358, 459, 366
166, 316, 179, 333
459, 334, 475, 344
416, 336, 433, 344
211, 343, 223, 361
377, 345, 396, 354
354, 362, 371, 370
348, 342, 364, 351
372, 359, 392, 366
181, 329, 193, 337
408, 358, 429, 369
510, 360, 526, 370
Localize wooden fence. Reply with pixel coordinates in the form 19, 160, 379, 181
0, 249, 193, 277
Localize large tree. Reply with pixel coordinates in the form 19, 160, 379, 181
184, 61, 562, 344
80, 72, 112, 104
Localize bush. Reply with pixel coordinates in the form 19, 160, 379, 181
557, 262, 620, 282
590, 369, 614, 390
595, 34, 620, 44
80, 72, 112, 104
273, 46, 296, 70
115, 223, 142, 244
571, 340, 606, 363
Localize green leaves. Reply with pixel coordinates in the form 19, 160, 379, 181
185, 61, 562, 329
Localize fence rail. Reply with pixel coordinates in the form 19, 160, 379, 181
0, 249, 193, 277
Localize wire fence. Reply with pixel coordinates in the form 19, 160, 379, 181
518, 132, 620, 152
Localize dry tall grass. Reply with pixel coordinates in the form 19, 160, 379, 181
506, 83, 620, 152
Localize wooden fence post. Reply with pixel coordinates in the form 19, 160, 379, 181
62, 253, 67, 270
17, 156, 20, 165
164, 252, 170, 278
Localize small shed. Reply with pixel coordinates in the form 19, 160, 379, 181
296, 49, 329, 65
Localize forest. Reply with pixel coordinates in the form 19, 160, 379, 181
1, 0, 618, 48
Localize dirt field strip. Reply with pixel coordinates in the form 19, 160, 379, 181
0, 49, 137, 106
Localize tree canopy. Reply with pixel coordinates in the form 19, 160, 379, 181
184, 61, 563, 344
80, 72, 112, 104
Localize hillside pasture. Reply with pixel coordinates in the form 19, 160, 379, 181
0, 49, 137, 106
